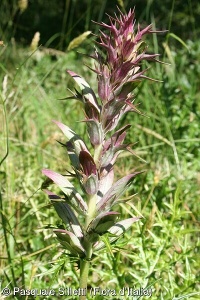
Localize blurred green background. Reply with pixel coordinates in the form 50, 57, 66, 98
1, 0, 199, 48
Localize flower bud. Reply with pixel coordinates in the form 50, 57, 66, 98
86, 119, 104, 146
83, 173, 99, 195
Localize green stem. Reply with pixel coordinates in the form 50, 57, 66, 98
79, 143, 103, 299
79, 259, 90, 300
79, 193, 96, 299
79, 242, 93, 300
86, 194, 97, 227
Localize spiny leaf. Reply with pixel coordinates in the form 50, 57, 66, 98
54, 229, 86, 256
45, 190, 83, 238
42, 169, 88, 214
100, 124, 132, 167
53, 120, 88, 155
94, 217, 141, 251
54, 121, 88, 169
97, 168, 114, 202
54, 233, 79, 255
67, 70, 100, 114
97, 172, 142, 212
108, 217, 141, 236
87, 211, 119, 234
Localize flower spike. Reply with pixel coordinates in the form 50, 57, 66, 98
42, 8, 165, 268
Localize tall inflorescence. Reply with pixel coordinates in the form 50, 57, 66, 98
42, 8, 162, 262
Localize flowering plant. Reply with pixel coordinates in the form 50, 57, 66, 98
42, 8, 162, 299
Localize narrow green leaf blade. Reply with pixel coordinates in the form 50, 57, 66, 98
100, 235, 114, 257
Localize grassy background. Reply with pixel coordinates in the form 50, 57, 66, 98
0, 0, 199, 299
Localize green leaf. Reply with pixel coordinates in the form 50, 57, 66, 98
167, 33, 190, 51
100, 235, 114, 257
